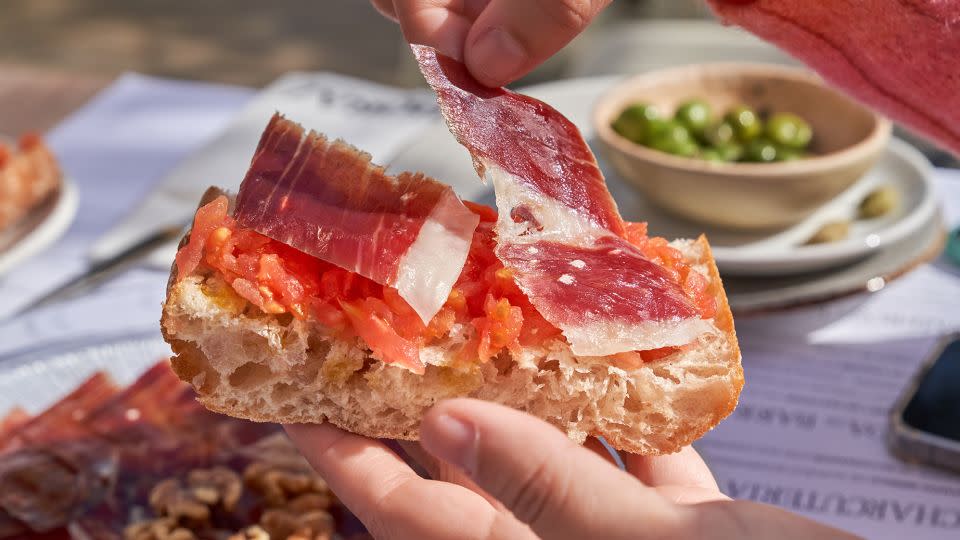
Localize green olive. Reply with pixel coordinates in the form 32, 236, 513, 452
724, 105, 763, 142
807, 221, 851, 244
612, 103, 661, 144
700, 148, 724, 162
661, 121, 693, 144
703, 121, 736, 147
650, 125, 699, 157
675, 99, 712, 138
775, 148, 806, 162
744, 138, 779, 163
668, 140, 700, 158
715, 143, 745, 162
858, 185, 900, 219
767, 112, 813, 149
642, 117, 672, 143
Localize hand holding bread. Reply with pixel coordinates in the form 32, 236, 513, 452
286, 398, 860, 540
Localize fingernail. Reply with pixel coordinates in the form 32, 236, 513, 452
468, 27, 527, 86
424, 413, 478, 475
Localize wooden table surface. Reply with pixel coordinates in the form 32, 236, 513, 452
0, 65, 109, 137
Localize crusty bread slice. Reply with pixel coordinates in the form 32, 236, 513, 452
161, 189, 742, 456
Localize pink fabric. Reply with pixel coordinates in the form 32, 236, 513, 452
709, 0, 960, 155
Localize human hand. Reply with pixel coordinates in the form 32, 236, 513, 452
286, 398, 860, 539
368, 0, 611, 87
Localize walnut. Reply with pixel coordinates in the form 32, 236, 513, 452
260, 508, 334, 540
287, 493, 333, 513
135, 459, 337, 540
149, 478, 210, 522
147, 467, 243, 524
188, 466, 243, 511
243, 462, 330, 508
228, 525, 271, 540
124, 517, 197, 540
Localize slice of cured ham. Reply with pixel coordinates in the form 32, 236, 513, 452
708, 0, 960, 155
235, 114, 479, 324
0, 408, 29, 438
0, 372, 118, 456
413, 45, 712, 356
0, 363, 282, 538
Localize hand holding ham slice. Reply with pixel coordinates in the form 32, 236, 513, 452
413, 45, 712, 356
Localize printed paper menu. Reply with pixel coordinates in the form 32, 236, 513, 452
700, 255, 960, 539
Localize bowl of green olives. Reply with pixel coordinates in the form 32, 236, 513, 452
594, 63, 892, 230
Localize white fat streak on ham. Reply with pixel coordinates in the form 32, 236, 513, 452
394, 189, 480, 322
234, 114, 478, 325
563, 317, 713, 358
487, 162, 712, 356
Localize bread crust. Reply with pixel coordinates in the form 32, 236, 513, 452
161, 191, 742, 455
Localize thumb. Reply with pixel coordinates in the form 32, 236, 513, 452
464, 0, 611, 86
419, 399, 689, 540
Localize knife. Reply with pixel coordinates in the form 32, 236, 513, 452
15, 223, 186, 317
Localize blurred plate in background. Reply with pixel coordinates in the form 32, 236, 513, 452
0, 176, 78, 277
713, 139, 937, 276
723, 211, 945, 314
0, 332, 166, 414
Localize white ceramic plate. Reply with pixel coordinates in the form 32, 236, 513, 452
0, 332, 167, 415
722, 209, 944, 314
0, 176, 79, 276
387, 77, 937, 277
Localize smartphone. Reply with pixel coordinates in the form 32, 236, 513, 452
887, 333, 960, 472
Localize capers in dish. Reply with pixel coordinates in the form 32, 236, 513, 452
858, 185, 900, 219
611, 100, 816, 163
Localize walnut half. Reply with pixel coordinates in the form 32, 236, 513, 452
123, 517, 197, 540
243, 461, 330, 508
261, 508, 334, 540
243, 460, 335, 539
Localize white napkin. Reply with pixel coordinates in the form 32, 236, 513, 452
90, 72, 439, 269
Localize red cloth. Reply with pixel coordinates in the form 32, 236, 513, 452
709, 0, 960, 155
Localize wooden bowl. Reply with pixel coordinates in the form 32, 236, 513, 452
593, 63, 892, 230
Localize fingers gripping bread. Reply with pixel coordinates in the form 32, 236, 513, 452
161, 191, 742, 456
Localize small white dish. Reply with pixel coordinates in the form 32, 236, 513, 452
0, 176, 79, 277
388, 77, 937, 277
703, 138, 936, 276
0, 332, 166, 414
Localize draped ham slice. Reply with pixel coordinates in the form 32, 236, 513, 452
413, 45, 712, 356
708, 0, 960, 155
234, 114, 479, 324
